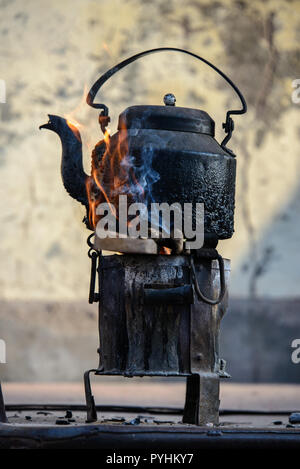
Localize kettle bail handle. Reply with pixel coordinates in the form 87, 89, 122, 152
86, 47, 247, 150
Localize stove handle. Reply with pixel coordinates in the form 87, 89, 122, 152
190, 254, 226, 305
143, 284, 195, 305
87, 232, 101, 304
86, 47, 247, 151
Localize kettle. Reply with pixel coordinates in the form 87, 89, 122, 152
40, 47, 247, 245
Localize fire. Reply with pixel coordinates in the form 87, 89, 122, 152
84, 122, 172, 255
64, 80, 174, 255
66, 118, 81, 129
160, 247, 172, 255
66, 119, 82, 142
65, 84, 95, 151
85, 120, 133, 229
103, 128, 110, 145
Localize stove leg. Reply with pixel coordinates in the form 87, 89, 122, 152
198, 372, 220, 426
0, 382, 7, 423
183, 373, 220, 426
84, 369, 97, 423
183, 374, 199, 424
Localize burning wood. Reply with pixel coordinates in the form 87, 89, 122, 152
94, 232, 158, 254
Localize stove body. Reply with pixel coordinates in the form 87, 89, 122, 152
85, 253, 230, 425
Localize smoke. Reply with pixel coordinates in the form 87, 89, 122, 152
123, 139, 173, 236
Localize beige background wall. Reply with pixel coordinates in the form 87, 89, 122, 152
0, 0, 300, 381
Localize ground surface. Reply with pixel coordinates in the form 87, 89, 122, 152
2, 381, 300, 429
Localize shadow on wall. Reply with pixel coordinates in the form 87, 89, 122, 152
227, 136, 300, 298
221, 297, 300, 383
221, 181, 300, 384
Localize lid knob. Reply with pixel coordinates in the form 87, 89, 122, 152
163, 93, 176, 106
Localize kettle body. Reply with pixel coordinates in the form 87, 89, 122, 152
92, 102, 236, 242
87, 48, 246, 243
118, 104, 236, 240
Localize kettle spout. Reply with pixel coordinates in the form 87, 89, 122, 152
40, 114, 90, 214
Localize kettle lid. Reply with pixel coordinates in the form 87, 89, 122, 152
118, 105, 215, 136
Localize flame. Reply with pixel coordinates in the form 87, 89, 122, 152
63, 82, 144, 233
85, 121, 131, 229
160, 247, 172, 255
85, 121, 173, 255
103, 128, 110, 145
85, 116, 148, 233
64, 84, 95, 150
65, 84, 174, 254
66, 118, 81, 129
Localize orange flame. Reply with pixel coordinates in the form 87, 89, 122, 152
64, 85, 95, 151
85, 123, 172, 256
85, 120, 134, 229
65, 81, 174, 255
160, 247, 172, 255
